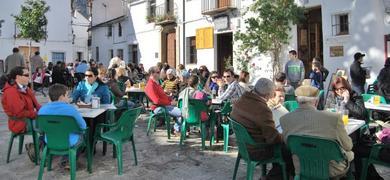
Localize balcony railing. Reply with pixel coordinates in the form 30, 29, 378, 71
201, 0, 239, 15
155, 1, 176, 25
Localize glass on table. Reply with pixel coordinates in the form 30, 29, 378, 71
373, 95, 381, 105
342, 109, 349, 125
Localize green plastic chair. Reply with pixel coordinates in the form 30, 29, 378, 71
93, 107, 142, 175
285, 94, 296, 101
6, 119, 39, 165
146, 106, 172, 139
287, 135, 353, 180
284, 101, 299, 112
366, 80, 377, 94
37, 115, 92, 180
229, 117, 287, 180
220, 101, 232, 152
178, 99, 209, 150
361, 143, 390, 180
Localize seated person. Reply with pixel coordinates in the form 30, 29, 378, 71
325, 77, 366, 120
280, 85, 353, 178
238, 71, 251, 92
162, 69, 179, 97
178, 75, 210, 121
72, 67, 111, 104
309, 61, 323, 90
231, 78, 291, 179
145, 66, 182, 133
39, 83, 86, 147
203, 71, 219, 96
217, 69, 245, 102
275, 72, 295, 95
267, 85, 288, 131
106, 68, 135, 108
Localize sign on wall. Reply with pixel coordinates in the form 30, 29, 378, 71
214, 16, 229, 31
330, 46, 344, 57
196, 27, 214, 49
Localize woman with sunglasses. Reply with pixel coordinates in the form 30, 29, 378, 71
203, 71, 219, 96
72, 67, 111, 105
325, 76, 366, 120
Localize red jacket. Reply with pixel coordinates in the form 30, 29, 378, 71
145, 79, 171, 110
2, 82, 41, 133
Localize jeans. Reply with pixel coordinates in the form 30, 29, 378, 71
154, 105, 182, 132
352, 83, 365, 95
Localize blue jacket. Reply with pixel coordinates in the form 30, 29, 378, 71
75, 63, 88, 73
72, 81, 111, 104
309, 70, 323, 90
38, 102, 86, 147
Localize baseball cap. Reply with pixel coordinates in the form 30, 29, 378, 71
354, 52, 365, 61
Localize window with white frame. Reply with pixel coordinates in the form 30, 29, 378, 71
52, 52, 65, 62
148, 0, 156, 17
332, 13, 350, 36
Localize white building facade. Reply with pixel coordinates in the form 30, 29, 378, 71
0, 0, 88, 65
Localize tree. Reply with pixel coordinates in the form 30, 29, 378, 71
13, 0, 50, 87
234, 0, 304, 77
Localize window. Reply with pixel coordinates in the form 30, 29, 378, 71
107, 24, 112, 37
109, 49, 114, 59
96, 47, 99, 62
117, 49, 123, 59
118, 23, 122, 37
149, 0, 156, 17
52, 52, 65, 62
128, 45, 138, 64
77, 52, 83, 61
332, 13, 349, 36
186, 37, 197, 64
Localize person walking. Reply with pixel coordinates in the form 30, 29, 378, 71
5, 47, 25, 74
350, 52, 367, 95
30, 51, 43, 73
284, 50, 305, 89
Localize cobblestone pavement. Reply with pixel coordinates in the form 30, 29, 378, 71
0, 94, 389, 180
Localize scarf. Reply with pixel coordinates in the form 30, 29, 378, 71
85, 81, 98, 96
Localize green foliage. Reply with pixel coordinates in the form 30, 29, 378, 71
234, 0, 304, 75
13, 0, 50, 42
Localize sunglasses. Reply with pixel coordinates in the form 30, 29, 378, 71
85, 74, 94, 78
223, 75, 231, 78
21, 74, 29, 77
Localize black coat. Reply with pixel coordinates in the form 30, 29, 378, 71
377, 66, 390, 101
350, 61, 366, 86
345, 92, 367, 120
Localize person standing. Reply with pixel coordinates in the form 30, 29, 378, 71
5, 48, 25, 74
350, 52, 367, 95
30, 51, 43, 73
284, 50, 305, 89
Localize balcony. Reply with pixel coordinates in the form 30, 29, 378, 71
201, 0, 239, 16
154, 1, 176, 26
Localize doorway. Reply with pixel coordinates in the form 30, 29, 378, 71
18, 46, 39, 62
297, 7, 323, 77
217, 32, 233, 74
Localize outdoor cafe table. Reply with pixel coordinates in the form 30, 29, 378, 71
77, 104, 117, 150
364, 102, 390, 112
126, 87, 149, 108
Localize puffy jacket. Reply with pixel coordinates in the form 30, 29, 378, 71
345, 92, 367, 120
1, 82, 41, 133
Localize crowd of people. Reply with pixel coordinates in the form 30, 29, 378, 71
0, 46, 389, 179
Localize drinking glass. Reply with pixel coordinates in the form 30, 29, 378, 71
342, 110, 349, 125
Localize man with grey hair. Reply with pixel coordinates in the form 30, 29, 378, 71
231, 78, 288, 179
280, 85, 353, 178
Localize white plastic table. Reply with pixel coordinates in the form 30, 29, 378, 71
364, 102, 390, 112
211, 99, 222, 105
78, 108, 106, 118
345, 119, 365, 135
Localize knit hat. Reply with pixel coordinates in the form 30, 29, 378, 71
295, 85, 319, 97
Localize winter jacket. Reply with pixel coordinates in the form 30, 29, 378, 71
377, 62, 390, 102
145, 78, 172, 110
1, 82, 41, 133
325, 91, 367, 120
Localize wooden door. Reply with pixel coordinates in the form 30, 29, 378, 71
166, 32, 176, 68
218, 0, 229, 8
18, 46, 39, 63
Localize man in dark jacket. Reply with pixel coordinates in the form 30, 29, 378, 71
378, 57, 390, 102
350, 52, 367, 95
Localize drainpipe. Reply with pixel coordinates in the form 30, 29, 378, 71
182, 0, 186, 65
